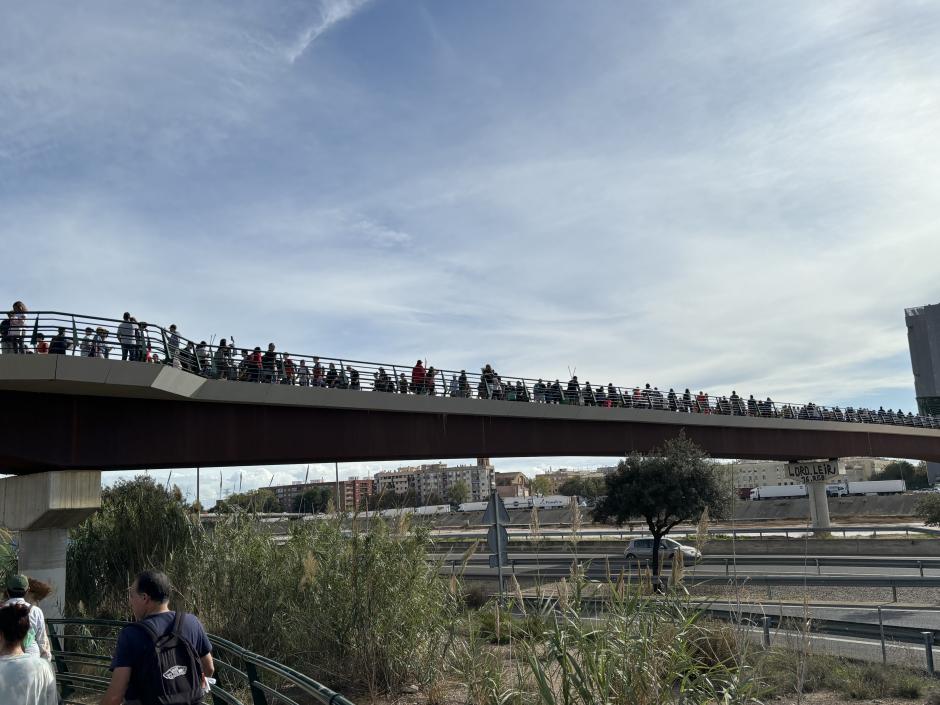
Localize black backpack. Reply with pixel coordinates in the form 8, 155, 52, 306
129, 611, 205, 705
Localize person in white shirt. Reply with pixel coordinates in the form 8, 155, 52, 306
2, 575, 50, 661
0, 601, 57, 705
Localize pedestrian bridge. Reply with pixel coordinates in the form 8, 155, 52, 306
2, 354, 939, 473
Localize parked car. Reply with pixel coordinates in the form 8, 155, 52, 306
624, 537, 702, 562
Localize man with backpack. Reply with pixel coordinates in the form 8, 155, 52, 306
101, 571, 213, 705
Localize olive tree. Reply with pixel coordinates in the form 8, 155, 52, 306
594, 433, 724, 582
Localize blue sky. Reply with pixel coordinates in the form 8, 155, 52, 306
3, 1, 940, 504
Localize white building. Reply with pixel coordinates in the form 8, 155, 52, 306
723, 457, 894, 489
375, 458, 494, 503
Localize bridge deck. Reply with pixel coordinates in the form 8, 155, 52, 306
1, 356, 938, 472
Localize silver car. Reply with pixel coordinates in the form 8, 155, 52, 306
624, 537, 702, 562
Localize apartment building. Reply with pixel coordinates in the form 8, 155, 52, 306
271, 476, 375, 512
495, 471, 530, 499
375, 458, 494, 503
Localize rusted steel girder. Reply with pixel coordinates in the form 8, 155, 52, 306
1, 390, 938, 474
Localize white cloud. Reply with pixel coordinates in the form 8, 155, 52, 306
286, 0, 373, 64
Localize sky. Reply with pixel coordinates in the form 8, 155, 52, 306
3, 1, 940, 505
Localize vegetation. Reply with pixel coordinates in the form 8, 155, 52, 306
212, 488, 283, 513
63, 463, 934, 704
755, 649, 929, 700
68, 477, 198, 616
594, 433, 725, 580
448, 480, 470, 506
67, 478, 458, 696
873, 460, 929, 489
557, 475, 605, 502
293, 485, 334, 513
916, 493, 940, 525
530, 475, 553, 495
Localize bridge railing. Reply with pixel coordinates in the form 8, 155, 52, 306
9, 309, 940, 431
47, 617, 355, 705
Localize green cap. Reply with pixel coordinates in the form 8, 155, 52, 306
6, 574, 29, 592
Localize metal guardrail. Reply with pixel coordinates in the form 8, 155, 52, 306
5, 308, 940, 430
47, 617, 355, 705
431, 524, 940, 539
451, 554, 940, 574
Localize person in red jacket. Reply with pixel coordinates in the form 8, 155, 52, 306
411, 360, 426, 394
249, 347, 263, 383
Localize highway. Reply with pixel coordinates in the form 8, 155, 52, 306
434, 552, 940, 579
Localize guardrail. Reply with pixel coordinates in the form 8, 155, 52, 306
47, 617, 355, 705
5, 308, 940, 430
431, 524, 940, 539
448, 554, 940, 574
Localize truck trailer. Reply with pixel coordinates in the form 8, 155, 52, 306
749, 484, 808, 500
825, 480, 906, 496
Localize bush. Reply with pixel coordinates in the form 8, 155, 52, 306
67, 482, 460, 697
67, 477, 196, 617
755, 650, 928, 700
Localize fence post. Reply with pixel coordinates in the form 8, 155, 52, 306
725, 558, 729, 576
892, 585, 898, 603
49, 628, 75, 701
762, 617, 771, 648
922, 632, 935, 675
815, 558, 821, 575
245, 661, 269, 705
920, 560, 925, 578
878, 606, 887, 665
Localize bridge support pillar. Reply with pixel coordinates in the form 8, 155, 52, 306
807, 481, 831, 531
0, 471, 101, 618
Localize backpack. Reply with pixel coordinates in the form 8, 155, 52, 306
129, 612, 205, 705
0, 318, 8, 340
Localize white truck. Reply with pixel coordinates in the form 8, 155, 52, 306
749, 484, 808, 500
826, 480, 906, 496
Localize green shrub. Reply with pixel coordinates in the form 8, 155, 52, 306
67, 481, 460, 697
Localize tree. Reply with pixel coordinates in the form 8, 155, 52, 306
68, 476, 195, 616
214, 489, 283, 513
558, 476, 606, 502
531, 476, 553, 496
294, 486, 334, 514
916, 494, 940, 525
593, 434, 724, 584
873, 461, 929, 490
447, 481, 470, 506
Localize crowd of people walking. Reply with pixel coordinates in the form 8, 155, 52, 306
3, 303, 940, 431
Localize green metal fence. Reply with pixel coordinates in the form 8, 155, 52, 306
48, 618, 355, 705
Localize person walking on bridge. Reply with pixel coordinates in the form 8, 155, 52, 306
101, 571, 213, 705
117, 312, 135, 361
411, 359, 426, 394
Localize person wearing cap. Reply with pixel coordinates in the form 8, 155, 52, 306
0, 602, 57, 704
2, 575, 50, 661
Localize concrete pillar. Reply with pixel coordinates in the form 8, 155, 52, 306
928, 462, 940, 486
0, 471, 101, 619
807, 481, 831, 530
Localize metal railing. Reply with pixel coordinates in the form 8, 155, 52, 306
6, 308, 940, 430
430, 524, 940, 538
47, 617, 355, 705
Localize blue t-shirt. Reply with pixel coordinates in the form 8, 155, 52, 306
111, 611, 212, 700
